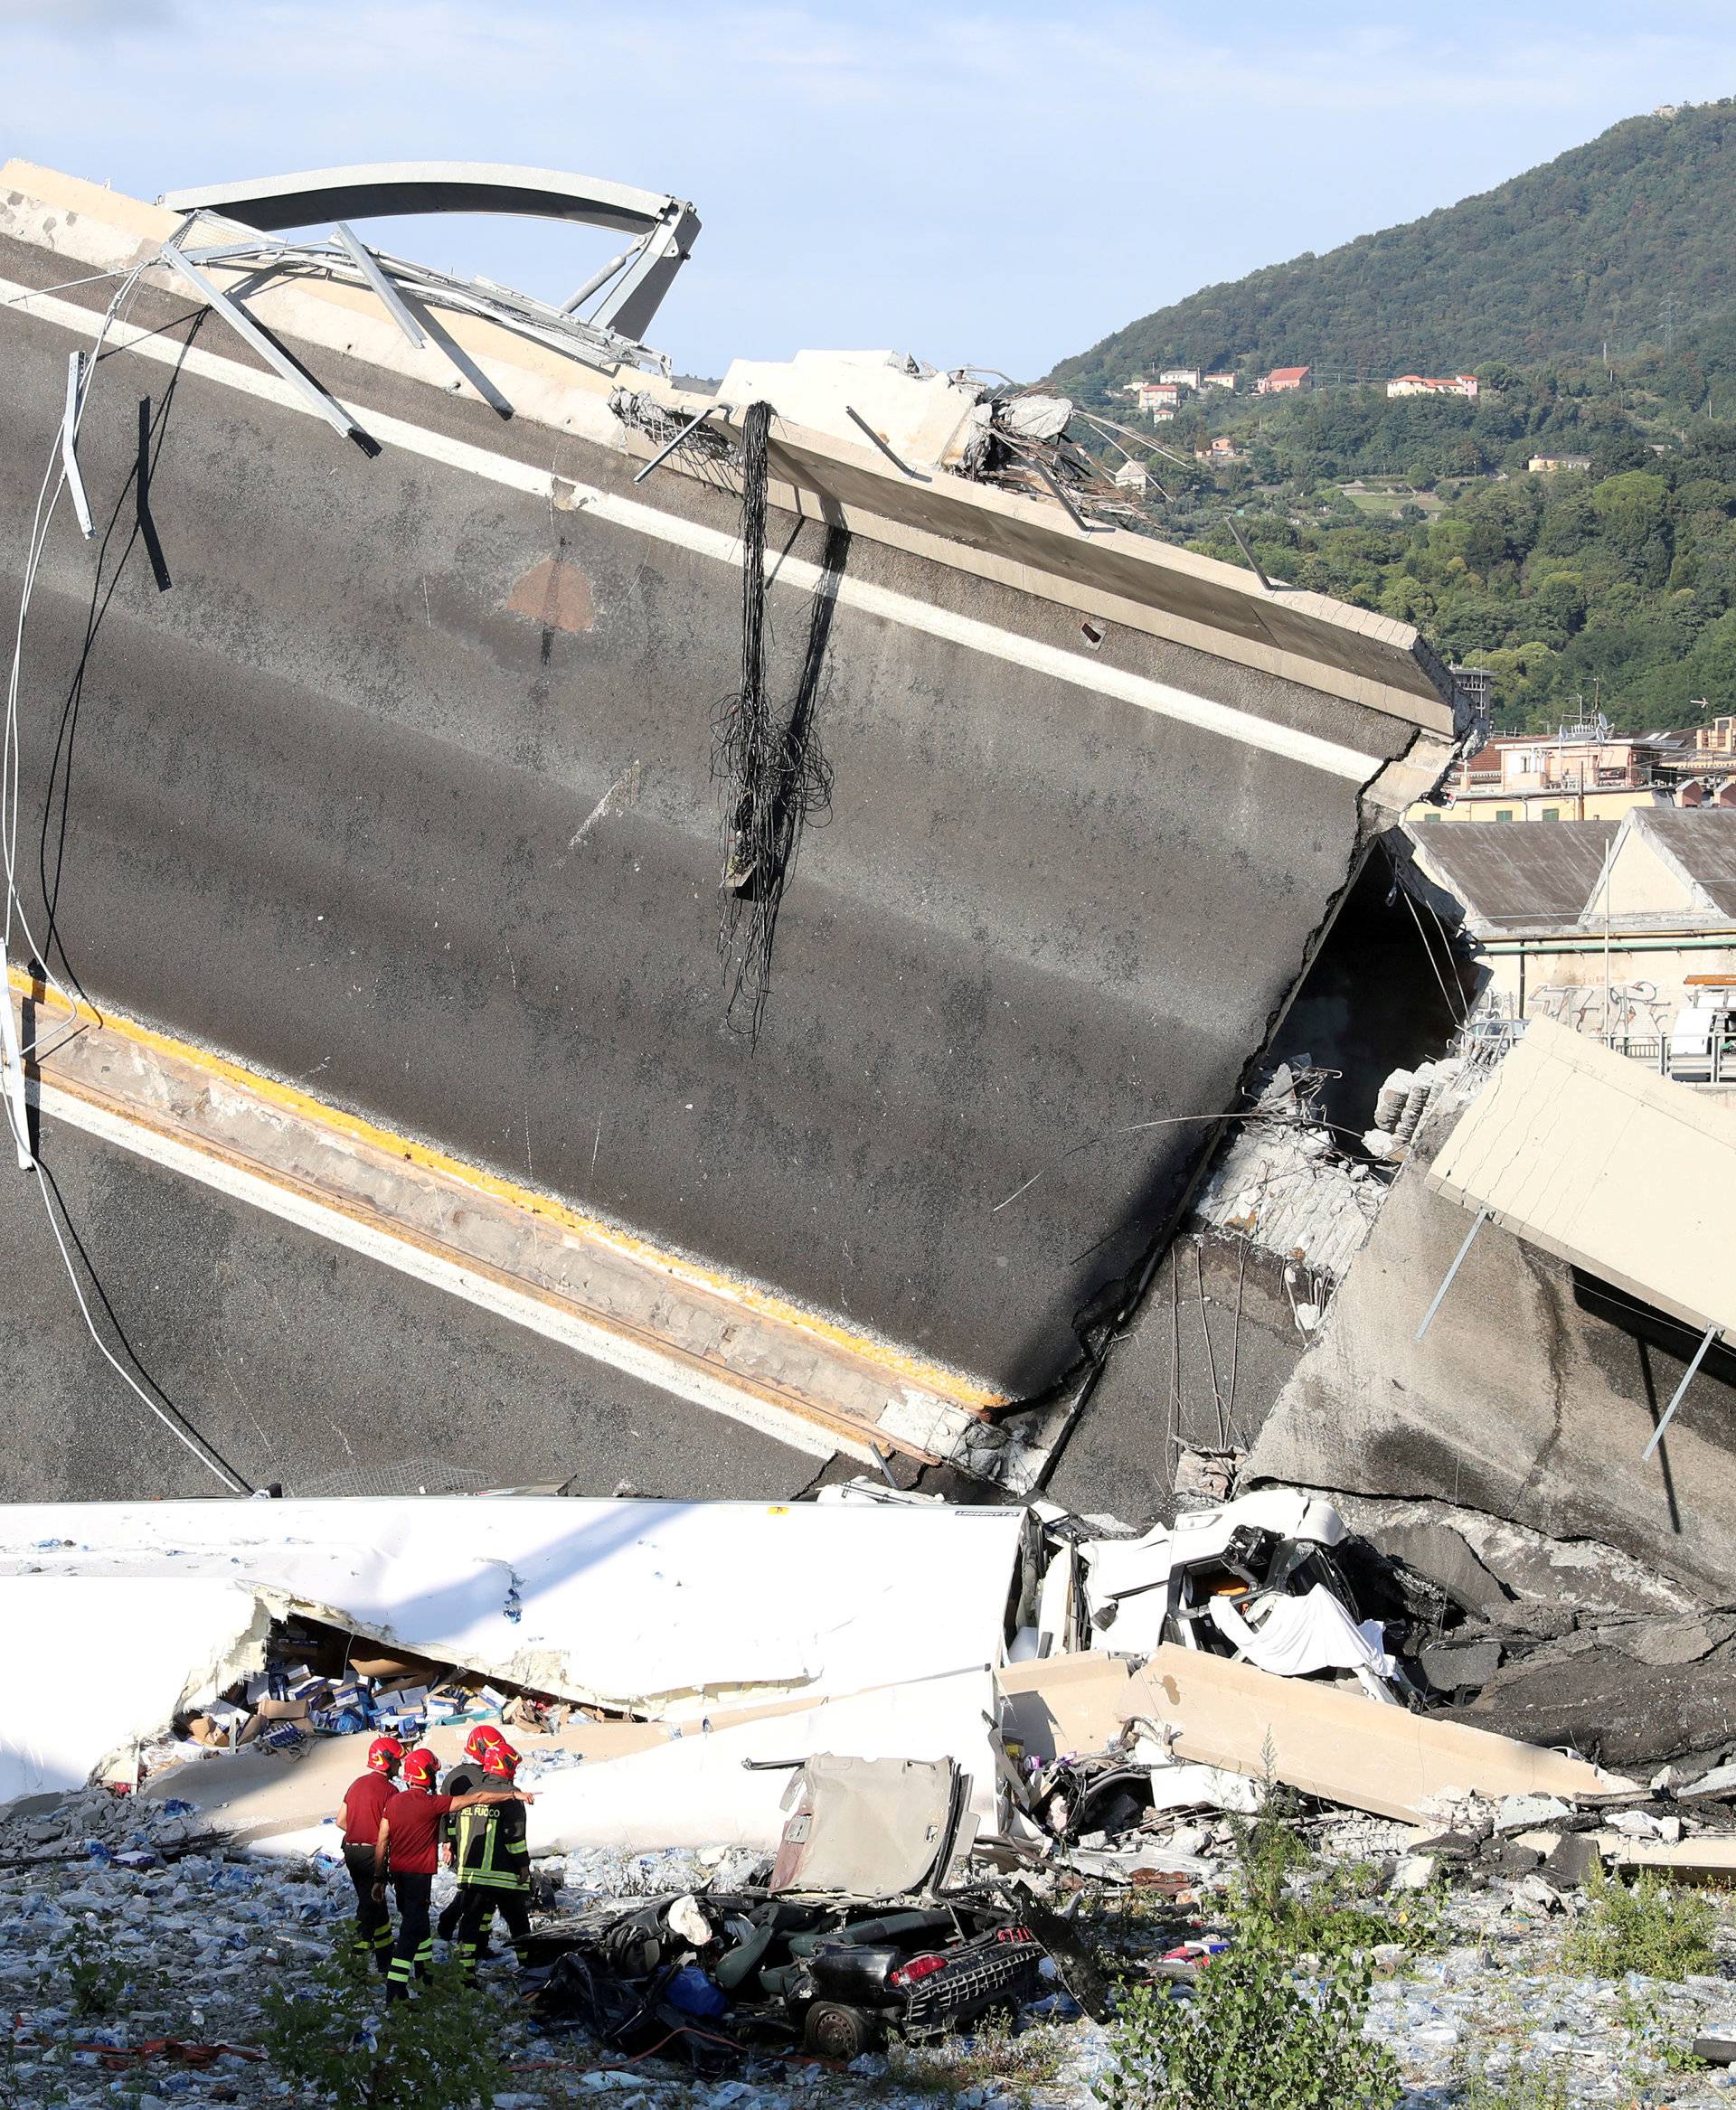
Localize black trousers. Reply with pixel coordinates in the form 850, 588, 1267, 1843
454, 1885, 532, 1982
342, 1844, 392, 1972
386, 1871, 435, 2000
439, 1884, 499, 1953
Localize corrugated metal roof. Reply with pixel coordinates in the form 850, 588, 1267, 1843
1631, 810, 1736, 918
1403, 818, 1618, 932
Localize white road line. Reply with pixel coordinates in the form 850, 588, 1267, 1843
29, 1076, 871, 1465
1, 277, 1385, 785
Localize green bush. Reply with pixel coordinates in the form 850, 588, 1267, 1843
259, 1954, 513, 2109
1561, 1868, 1717, 1981
1455, 2055, 1570, 2110
1225, 1764, 1441, 1962
46, 1918, 164, 2021
1095, 1944, 1399, 2110
1226, 1766, 1312, 1924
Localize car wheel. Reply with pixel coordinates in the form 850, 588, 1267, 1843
804, 2002, 873, 2060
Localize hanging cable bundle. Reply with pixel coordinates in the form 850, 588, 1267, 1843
712, 402, 840, 1042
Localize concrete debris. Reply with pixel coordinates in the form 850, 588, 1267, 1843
1316, 1490, 1707, 1625
5, 1478, 1736, 2100
1363, 1055, 1473, 1160
1495, 1796, 1574, 1833
1191, 1116, 1386, 1282
1417, 1640, 1504, 1694
8, 1738, 1736, 2106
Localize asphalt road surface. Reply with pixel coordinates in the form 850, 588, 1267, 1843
0, 246, 1418, 1399
0, 1115, 819, 1503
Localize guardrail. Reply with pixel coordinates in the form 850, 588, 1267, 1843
1601, 1032, 1731, 1084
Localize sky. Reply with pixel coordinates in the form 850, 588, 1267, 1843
3, 1, 1734, 380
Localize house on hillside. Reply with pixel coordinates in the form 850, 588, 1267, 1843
1386, 373, 1479, 400
1131, 380, 1184, 418
1529, 451, 1593, 474
1195, 434, 1241, 462
1157, 367, 1201, 390
1202, 372, 1238, 391
1256, 365, 1310, 394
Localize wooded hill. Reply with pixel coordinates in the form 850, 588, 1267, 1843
1051, 101, 1736, 402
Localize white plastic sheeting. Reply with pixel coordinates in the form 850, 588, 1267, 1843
0, 1577, 265, 1807
0, 1499, 1027, 1810
1207, 1587, 1392, 1681
524, 1669, 998, 1856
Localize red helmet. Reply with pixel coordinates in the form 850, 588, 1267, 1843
402, 1748, 440, 1787
367, 1736, 404, 1776
479, 1740, 520, 1780
464, 1724, 509, 1765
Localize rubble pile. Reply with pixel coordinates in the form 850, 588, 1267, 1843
10, 1486, 1736, 2103
7, 1770, 1736, 2107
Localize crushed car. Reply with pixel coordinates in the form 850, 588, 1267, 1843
525, 1754, 1046, 2062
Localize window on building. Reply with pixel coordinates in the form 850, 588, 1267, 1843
1540, 808, 1560, 822
1421, 810, 1442, 822
1494, 809, 1514, 823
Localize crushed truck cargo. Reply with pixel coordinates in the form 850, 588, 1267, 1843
0, 1489, 1639, 1860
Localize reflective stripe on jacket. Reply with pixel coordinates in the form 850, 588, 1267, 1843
453, 1799, 530, 1891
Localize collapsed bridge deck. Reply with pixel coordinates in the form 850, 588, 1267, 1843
0, 161, 1464, 1408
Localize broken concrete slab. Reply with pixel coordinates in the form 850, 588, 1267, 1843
1248, 1152, 1736, 1602
1680, 1763, 1736, 1802
1441, 1634, 1736, 1771
1318, 1492, 1705, 1625
1419, 1641, 1503, 1694
1427, 1018, 1736, 1346
0, 161, 1464, 1429
995, 1645, 1635, 1825
1545, 1833, 1604, 1886
1495, 1795, 1572, 1832
12, 980, 1038, 1487
1598, 1834, 1736, 1878
1601, 1615, 1736, 1667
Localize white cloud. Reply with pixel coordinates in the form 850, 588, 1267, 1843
3, 1, 1732, 374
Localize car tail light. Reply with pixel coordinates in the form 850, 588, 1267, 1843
889, 1953, 949, 1989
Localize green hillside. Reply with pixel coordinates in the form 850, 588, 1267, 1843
1052, 101, 1736, 400
1129, 341, 1736, 736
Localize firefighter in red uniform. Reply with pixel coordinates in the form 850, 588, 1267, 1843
336, 1735, 403, 1973
373, 1748, 532, 2002
452, 1739, 535, 1984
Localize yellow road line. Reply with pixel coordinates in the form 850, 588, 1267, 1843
9, 968, 1004, 1410
32, 1056, 940, 1467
